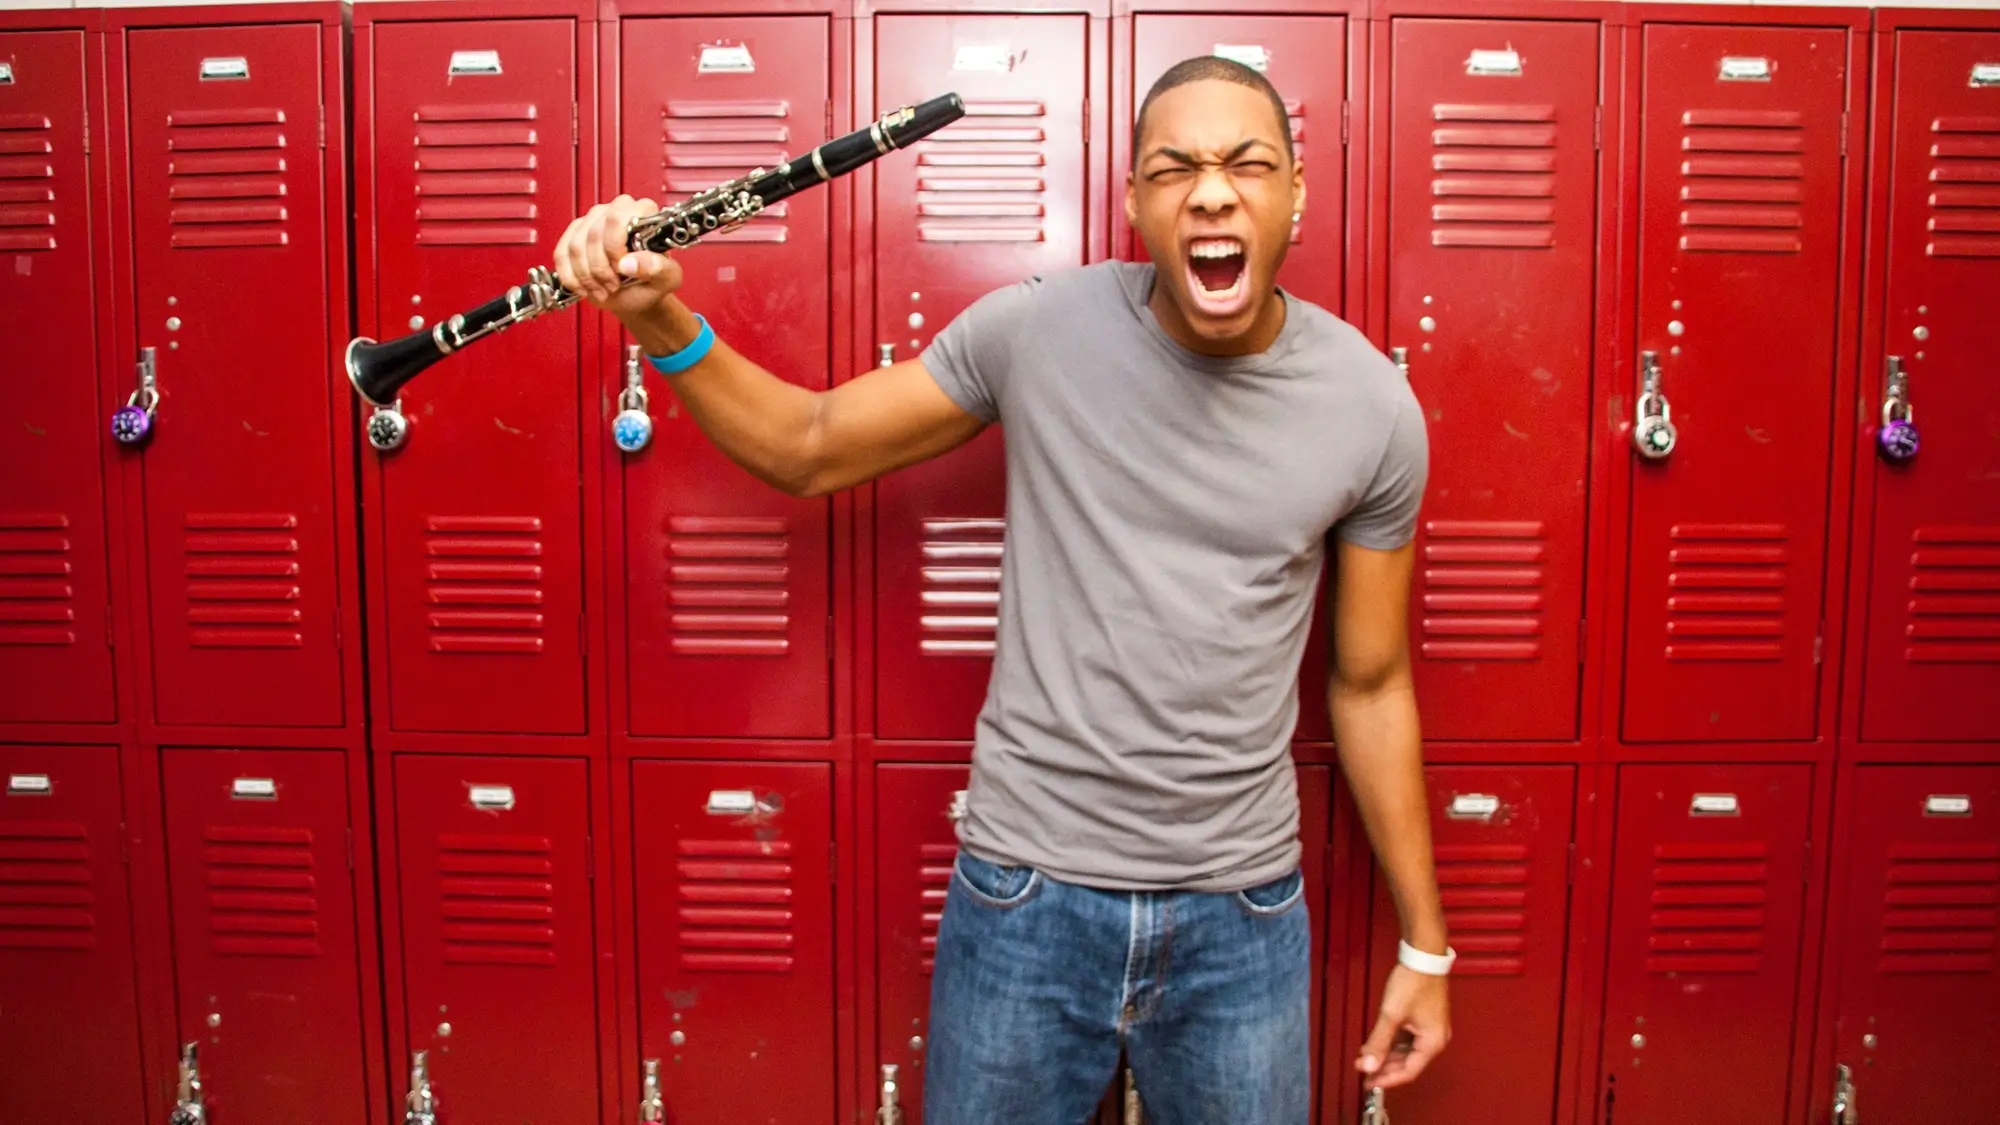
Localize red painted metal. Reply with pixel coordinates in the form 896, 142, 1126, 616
872, 762, 966, 1125
0, 745, 148, 1124
0, 29, 120, 729
159, 748, 368, 1123
120, 21, 345, 731
391, 754, 602, 1125
1851, 27, 2000, 746
1819, 764, 2000, 1123
614, 15, 834, 740
1598, 762, 1814, 1124
869, 13, 1093, 741
1362, 764, 1575, 1125
1381, 16, 1599, 743
630, 759, 836, 1121
360, 15, 591, 737
1620, 22, 1851, 744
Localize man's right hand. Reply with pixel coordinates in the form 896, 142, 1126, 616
554, 194, 682, 326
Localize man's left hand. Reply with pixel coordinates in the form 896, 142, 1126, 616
1355, 964, 1451, 1088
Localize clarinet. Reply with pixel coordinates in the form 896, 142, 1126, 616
345, 92, 965, 412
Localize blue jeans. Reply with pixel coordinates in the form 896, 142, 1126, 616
922, 850, 1312, 1125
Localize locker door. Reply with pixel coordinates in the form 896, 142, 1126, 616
1857, 31, 2000, 744
1600, 763, 1813, 1124
393, 756, 599, 1125
1295, 762, 1332, 1081
617, 17, 832, 739
873, 763, 969, 1125
160, 748, 367, 1124
0, 747, 147, 1125
124, 24, 344, 730
1824, 766, 1999, 1121
0, 31, 119, 727
367, 21, 587, 736
630, 760, 835, 1122
1386, 19, 1599, 742
1127, 17, 1347, 743
1623, 26, 1849, 743
1364, 765, 1574, 1125
871, 15, 1090, 740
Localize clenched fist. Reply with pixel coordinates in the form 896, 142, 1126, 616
553, 194, 684, 326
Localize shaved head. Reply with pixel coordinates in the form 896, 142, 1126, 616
1133, 56, 1293, 171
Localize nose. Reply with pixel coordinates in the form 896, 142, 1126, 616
1184, 165, 1240, 215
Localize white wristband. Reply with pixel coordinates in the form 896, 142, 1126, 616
1398, 939, 1456, 976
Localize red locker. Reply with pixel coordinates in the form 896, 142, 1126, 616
361, 17, 590, 736
1125, 17, 1347, 743
0, 746, 147, 1124
392, 755, 601, 1125
159, 748, 367, 1124
0, 30, 120, 728
1362, 765, 1575, 1125
1382, 18, 1600, 742
1622, 25, 1850, 743
1821, 766, 2000, 1122
118, 22, 346, 731
1599, 763, 1813, 1124
614, 16, 833, 740
871, 14, 1092, 740
630, 760, 835, 1122
1854, 29, 2000, 745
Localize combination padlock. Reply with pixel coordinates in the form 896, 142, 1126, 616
367, 401, 410, 452
1877, 356, 1919, 463
613, 345, 654, 453
1633, 350, 1676, 460
168, 1042, 206, 1125
112, 348, 160, 446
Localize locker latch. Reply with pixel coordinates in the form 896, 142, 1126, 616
1633, 350, 1677, 459
614, 345, 654, 453
1389, 346, 1409, 380
877, 1063, 904, 1125
1124, 1065, 1142, 1125
1832, 1063, 1857, 1124
366, 399, 410, 453
404, 1050, 437, 1125
167, 1041, 205, 1125
1360, 1085, 1390, 1125
112, 347, 159, 446
879, 343, 896, 368
639, 1058, 664, 1123
1877, 356, 1918, 463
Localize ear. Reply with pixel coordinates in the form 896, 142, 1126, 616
1290, 157, 1307, 223
1124, 171, 1139, 226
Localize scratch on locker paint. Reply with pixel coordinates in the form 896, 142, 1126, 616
242, 420, 270, 438
494, 417, 523, 436
1745, 426, 1771, 444
14, 256, 29, 276
22, 422, 44, 437
664, 988, 700, 1010
1504, 421, 1529, 441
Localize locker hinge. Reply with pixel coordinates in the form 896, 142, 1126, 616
1342, 100, 1350, 147
825, 99, 834, 140
1567, 842, 1577, 884
1814, 630, 1824, 665
1840, 113, 1848, 157
332, 607, 342, 652
318, 107, 325, 150
1804, 838, 1813, 882
1594, 105, 1602, 151
346, 829, 355, 870
586, 836, 595, 880
106, 605, 116, 648
572, 103, 579, 147
1081, 97, 1090, 148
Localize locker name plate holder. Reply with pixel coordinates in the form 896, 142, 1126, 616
1212, 44, 1270, 73
698, 45, 755, 74
1447, 794, 1501, 821
7, 774, 52, 796
469, 785, 516, 811
707, 789, 757, 815
1925, 795, 1972, 818
1466, 49, 1522, 77
1719, 57, 1772, 83
953, 45, 1012, 73
1690, 793, 1740, 817
1971, 64, 2000, 88
200, 57, 249, 81
449, 50, 503, 77
0, 64, 13, 86
231, 777, 277, 801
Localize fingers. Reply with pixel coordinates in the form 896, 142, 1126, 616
553, 195, 668, 306
1354, 1006, 1403, 1081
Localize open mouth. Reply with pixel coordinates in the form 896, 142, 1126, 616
1186, 237, 1248, 313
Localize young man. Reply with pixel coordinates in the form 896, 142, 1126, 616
557, 56, 1450, 1125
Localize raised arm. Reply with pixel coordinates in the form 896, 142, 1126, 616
556, 195, 987, 497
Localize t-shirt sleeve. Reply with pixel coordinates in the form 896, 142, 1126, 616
918, 277, 1040, 425
1336, 383, 1430, 550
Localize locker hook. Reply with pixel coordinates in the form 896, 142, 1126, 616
167, 1041, 206, 1125
405, 1050, 437, 1125
614, 344, 655, 453
1633, 350, 1677, 460
112, 347, 159, 446
1876, 355, 1918, 463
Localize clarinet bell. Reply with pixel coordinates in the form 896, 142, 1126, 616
346, 330, 448, 410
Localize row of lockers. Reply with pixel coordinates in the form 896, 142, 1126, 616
8, 745, 1999, 1125
3, 0, 1994, 760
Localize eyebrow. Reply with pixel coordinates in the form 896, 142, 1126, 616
1146, 138, 1270, 166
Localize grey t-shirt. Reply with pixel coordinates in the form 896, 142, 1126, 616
920, 259, 1428, 893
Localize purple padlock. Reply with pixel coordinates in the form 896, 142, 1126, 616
1878, 416, 1919, 462
110, 401, 153, 445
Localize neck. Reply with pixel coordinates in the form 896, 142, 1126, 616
1148, 279, 1287, 358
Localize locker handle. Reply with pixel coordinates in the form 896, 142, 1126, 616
879, 343, 896, 367
878, 1063, 904, 1125
1361, 1085, 1390, 1125
167, 1041, 205, 1125
1633, 350, 1676, 460
405, 1050, 437, 1125
1876, 356, 1918, 463
1832, 1062, 1856, 1124
640, 1058, 664, 1123
112, 348, 159, 446
613, 344, 655, 454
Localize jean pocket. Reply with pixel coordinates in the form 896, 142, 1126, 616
1233, 867, 1305, 916
952, 851, 1043, 909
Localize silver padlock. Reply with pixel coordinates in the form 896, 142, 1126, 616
405, 1050, 437, 1125
613, 345, 654, 453
167, 1042, 205, 1125
1633, 350, 1677, 459
367, 400, 410, 452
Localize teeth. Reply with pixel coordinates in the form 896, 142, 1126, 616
1190, 240, 1243, 259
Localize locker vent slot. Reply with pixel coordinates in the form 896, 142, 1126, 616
436, 831, 558, 966
660, 100, 794, 243
0, 112, 57, 251
201, 824, 321, 958
1419, 520, 1545, 662
0, 818, 96, 950
424, 515, 547, 655
919, 518, 1003, 657
1927, 116, 2000, 258
676, 837, 797, 973
1646, 840, 1770, 974
1879, 840, 2000, 974
0, 512, 79, 648
914, 100, 1050, 242
164, 105, 291, 249
1427, 103, 1558, 249
1903, 525, 2000, 664
919, 842, 955, 975
1676, 109, 1805, 254
183, 512, 305, 650
413, 102, 541, 247
1664, 524, 1790, 662
665, 516, 791, 657
1435, 842, 1530, 975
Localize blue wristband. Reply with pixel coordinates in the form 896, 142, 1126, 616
644, 314, 715, 375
